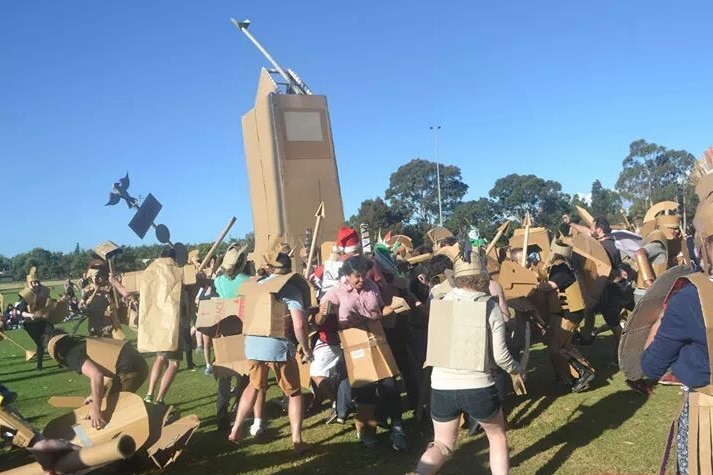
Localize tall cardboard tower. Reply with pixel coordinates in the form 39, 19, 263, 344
234, 19, 345, 265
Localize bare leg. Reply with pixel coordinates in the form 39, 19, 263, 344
287, 391, 304, 444
156, 360, 180, 402
254, 388, 265, 419
147, 356, 167, 398
414, 419, 459, 475
229, 384, 258, 442
202, 334, 212, 366
479, 409, 509, 475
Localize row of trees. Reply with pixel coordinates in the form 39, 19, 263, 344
348, 139, 698, 247
0, 235, 254, 283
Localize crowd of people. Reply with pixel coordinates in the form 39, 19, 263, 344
3, 150, 713, 475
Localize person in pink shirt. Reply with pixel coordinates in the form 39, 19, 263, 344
320, 256, 407, 451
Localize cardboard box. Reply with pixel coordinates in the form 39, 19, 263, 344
212, 334, 249, 377
424, 299, 490, 372
121, 271, 143, 294
239, 273, 311, 338
196, 297, 244, 332
182, 265, 197, 286
339, 320, 400, 388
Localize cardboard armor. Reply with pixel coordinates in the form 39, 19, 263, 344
137, 257, 184, 353
339, 320, 400, 388
548, 259, 586, 314
424, 296, 492, 372
18, 286, 67, 324
571, 233, 613, 307
0, 407, 38, 448
239, 272, 311, 338
86, 338, 129, 378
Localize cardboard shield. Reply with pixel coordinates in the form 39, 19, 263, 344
618, 265, 693, 381
571, 233, 613, 306
509, 227, 551, 257
497, 261, 538, 300
43, 392, 150, 449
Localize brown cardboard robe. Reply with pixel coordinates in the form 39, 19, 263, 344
339, 320, 400, 388
242, 68, 345, 266
425, 299, 490, 372
137, 257, 183, 353
239, 272, 311, 338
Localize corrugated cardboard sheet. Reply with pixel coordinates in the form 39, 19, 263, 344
424, 299, 490, 372
339, 320, 399, 388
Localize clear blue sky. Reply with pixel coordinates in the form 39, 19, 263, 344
2, 1, 712, 257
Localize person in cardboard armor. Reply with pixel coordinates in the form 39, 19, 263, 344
79, 258, 118, 337
642, 153, 713, 475
17, 267, 55, 370
211, 244, 266, 435
634, 214, 684, 302
409, 250, 524, 475
320, 255, 408, 451
45, 330, 148, 429
538, 240, 596, 393
228, 253, 314, 456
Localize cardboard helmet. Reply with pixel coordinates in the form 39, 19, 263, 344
47, 333, 69, 362
426, 227, 454, 246
266, 252, 292, 273
187, 249, 202, 265
655, 214, 681, 230
549, 238, 573, 261
220, 244, 248, 273
453, 251, 488, 278
373, 244, 399, 276
26, 266, 40, 284
94, 241, 122, 261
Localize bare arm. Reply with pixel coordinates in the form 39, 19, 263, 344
290, 308, 312, 361
568, 222, 593, 236
489, 280, 510, 321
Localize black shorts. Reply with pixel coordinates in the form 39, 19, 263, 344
156, 350, 182, 362
430, 385, 501, 423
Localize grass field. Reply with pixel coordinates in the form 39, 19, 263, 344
0, 320, 680, 475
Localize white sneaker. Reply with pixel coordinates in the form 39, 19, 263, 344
249, 424, 264, 436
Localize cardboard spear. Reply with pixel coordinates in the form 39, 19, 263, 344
196, 217, 237, 275
520, 212, 532, 267
304, 202, 325, 278
486, 220, 510, 256
0, 332, 36, 361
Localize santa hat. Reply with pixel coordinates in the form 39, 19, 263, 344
336, 226, 360, 254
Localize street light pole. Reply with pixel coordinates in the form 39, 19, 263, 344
430, 125, 443, 226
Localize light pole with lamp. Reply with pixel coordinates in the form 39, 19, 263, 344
430, 125, 443, 226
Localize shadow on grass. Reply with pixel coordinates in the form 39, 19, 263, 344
510, 390, 647, 475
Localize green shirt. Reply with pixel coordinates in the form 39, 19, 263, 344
214, 273, 250, 298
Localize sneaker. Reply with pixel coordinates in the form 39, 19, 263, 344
390, 426, 408, 452
143, 394, 154, 404
292, 442, 315, 456
572, 370, 595, 393
249, 424, 264, 436
204, 365, 213, 376
336, 417, 346, 424
324, 408, 338, 425
659, 373, 683, 386
356, 430, 378, 448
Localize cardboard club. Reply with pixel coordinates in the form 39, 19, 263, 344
339, 320, 400, 388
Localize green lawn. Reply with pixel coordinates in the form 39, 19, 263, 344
0, 321, 679, 475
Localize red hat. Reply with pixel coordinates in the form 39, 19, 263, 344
336, 226, 360, 253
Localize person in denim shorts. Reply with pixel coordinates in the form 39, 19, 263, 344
410, 248, 524, 475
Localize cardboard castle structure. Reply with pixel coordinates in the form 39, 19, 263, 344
239, 22, 345, 271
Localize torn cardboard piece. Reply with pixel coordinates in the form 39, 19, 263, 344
339, 320, 400, 388
146, 414, 200, 469
212, 333, 249, 377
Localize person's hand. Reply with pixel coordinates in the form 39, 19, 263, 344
319, 301, 329, 316
83, 395, 92, 405
382, 305, 394, 317
88, 406, 106, 430
301, 350, 313, 364
644, 279, 654, 289
510, 372, 527, 395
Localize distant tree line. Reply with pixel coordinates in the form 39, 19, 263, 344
348, 139, 698, 247
0, 234, 254, 282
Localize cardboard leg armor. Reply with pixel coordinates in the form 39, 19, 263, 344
550, 316, 595, 382
686, 392, 713, 474
355, 404, 377, 438
0, 407, 38, 448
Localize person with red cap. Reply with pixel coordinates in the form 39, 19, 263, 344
320, 226, 361, 298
